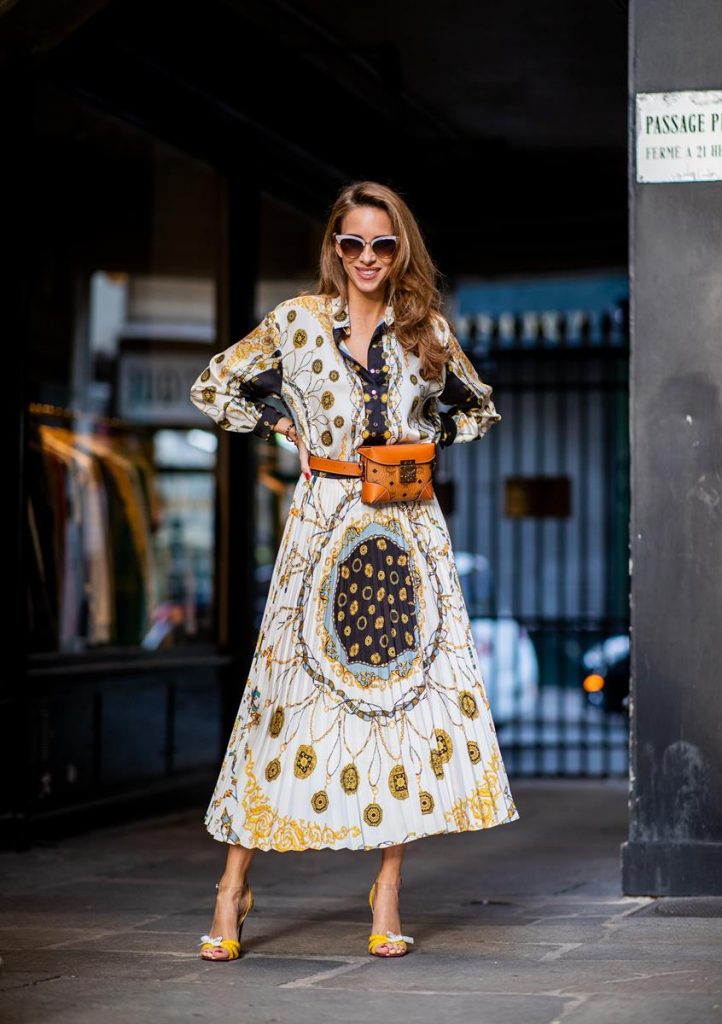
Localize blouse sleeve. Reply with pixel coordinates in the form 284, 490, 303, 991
436, 317, 502, 446
189, 308, 288, 442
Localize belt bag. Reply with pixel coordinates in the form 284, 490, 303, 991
357, 442, 436, 505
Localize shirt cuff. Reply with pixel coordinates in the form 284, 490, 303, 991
438, 411, 458, 447
252, 404, 286, 441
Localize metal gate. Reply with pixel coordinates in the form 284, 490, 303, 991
440, 298, 630, 777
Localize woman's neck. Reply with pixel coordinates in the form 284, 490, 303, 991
346, 282, 387, 328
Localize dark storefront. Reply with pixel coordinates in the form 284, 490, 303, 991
1, 0, 627, 845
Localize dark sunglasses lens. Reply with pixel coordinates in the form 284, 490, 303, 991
372, 238, 397, 259
339, 237, 365, 258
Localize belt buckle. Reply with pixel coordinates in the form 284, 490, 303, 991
400, 458, 416, 483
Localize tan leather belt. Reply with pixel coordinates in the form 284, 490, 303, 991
308, 454, 362, 477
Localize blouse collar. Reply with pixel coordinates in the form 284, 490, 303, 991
330, 293, 395, 332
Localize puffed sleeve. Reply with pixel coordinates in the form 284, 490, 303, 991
189, 308, 288, 442
437, 316, 502, 446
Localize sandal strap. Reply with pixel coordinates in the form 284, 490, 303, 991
368, 931, 414, 944
199, 935, 241, 952
199, 932, 243, 963
199, 934, 227, 945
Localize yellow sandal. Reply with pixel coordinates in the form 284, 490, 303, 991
199, 880, 254, 962
368, 877, 414, 957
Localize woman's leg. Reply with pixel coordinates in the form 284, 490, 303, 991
201, 843, 257, 960
370, 843, 408, 956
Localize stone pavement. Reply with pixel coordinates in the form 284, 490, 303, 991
1, 779, 720, 1024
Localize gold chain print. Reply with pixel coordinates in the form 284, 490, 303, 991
197, 294, 518, 851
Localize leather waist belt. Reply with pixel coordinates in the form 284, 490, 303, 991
308, 442, 436, 504
308, 454, 362, 477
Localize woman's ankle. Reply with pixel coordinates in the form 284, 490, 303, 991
217, 874, 249, 891
375, 872, 402, 886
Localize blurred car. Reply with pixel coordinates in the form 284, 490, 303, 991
468, 617, 539, 725
455, 551, 539, 725
580, 634, 630, 715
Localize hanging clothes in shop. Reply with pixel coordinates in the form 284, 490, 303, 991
26, 419, 159, 651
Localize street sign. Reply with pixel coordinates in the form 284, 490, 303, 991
636, 90, 722, 183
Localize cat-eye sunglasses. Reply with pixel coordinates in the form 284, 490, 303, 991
333, 232, 398, 261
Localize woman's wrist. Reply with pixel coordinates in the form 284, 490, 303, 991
275, 416, 298, 443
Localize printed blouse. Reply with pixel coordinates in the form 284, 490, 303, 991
189, 292, 501, 460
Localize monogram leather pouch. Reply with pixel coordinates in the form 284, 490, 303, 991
356, 442, 436, 505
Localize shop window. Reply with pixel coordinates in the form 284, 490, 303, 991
26, 85, 222, 653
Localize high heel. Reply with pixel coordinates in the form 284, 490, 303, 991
199, 881, 254, 962
367, 877, 414, 957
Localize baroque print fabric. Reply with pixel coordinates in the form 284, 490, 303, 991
189, 293, 519, 851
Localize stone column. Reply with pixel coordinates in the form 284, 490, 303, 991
622, 0, 722, 894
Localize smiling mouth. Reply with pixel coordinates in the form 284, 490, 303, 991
356, 267, 380, 278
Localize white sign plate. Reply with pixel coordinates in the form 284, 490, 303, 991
636, 90, 722, 183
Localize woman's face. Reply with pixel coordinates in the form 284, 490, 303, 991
334, 206, 395, 300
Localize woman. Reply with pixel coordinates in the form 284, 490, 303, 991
189, 180, 519, 961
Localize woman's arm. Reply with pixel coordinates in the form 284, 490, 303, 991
437, 318, 502, 446
189, 309, 291, 442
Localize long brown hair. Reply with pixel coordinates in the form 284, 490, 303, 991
312, 181, 450, 380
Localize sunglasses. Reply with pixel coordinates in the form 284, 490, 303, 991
333, 233, 398, 261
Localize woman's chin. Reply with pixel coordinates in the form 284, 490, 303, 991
349, 269, 387, 294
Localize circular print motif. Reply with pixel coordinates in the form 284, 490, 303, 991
341, 763, 359, 793
363, 802, 383, 826
311, 790, 329, 813
419, 790, 435, 814
459, 691, 479, 719
294, 744, 317, 779
269, 706, 285, 738
388, 764, 409, 800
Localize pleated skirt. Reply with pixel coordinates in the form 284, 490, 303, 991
204, 470, 520, 851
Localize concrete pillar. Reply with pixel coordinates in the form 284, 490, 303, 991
621, 0, 722, 894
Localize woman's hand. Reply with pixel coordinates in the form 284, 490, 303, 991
276, 416, 311, 479
296, 433, 310, 478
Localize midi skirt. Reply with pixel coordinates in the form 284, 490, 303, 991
204, 471, 520, 852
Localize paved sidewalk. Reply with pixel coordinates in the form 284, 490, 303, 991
1, 780, 720, 1024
